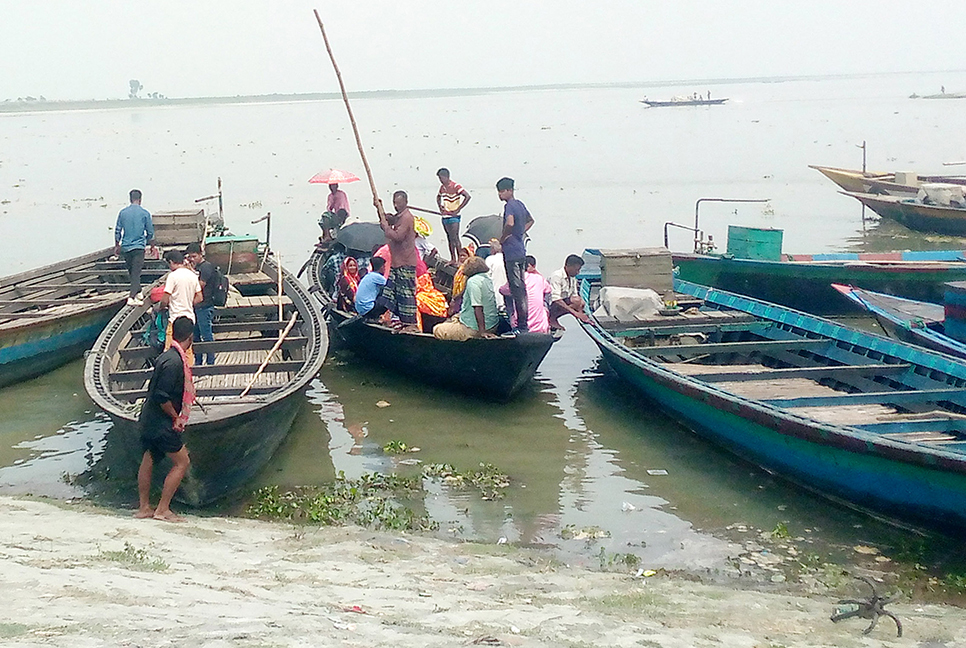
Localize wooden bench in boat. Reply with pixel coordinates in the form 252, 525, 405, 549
763, 388, 966, 409
109, 360, 305, 383
228, 272, 275, 288
113, 385, 278, 401
118, 336, 308, 361
676, 363, 911, 382
638, 338, 829, 358
217, 294, 293, 317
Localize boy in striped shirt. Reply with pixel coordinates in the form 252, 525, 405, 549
436, 168, 472, 263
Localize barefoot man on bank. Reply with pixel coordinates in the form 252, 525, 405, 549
135, 316, 195, 522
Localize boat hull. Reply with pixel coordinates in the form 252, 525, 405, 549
329, 309, 555, 401
99, 390, 305, 507
847, 192, 966, 236
592, 336, 966, 530
673, 253, 966, 314
0, 302, 120, 388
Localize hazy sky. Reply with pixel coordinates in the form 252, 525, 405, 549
3, 1, 965, 100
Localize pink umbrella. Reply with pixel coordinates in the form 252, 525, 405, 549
308, 169, 361, 184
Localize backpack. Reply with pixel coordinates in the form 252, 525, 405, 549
210, 265, 229, 307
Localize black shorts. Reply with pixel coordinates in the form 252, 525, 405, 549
141, 428, 184, 463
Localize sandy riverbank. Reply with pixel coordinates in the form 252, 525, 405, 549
1, 496, 963, 647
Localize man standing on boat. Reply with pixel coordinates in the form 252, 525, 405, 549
497, 177, 533, 333
161, 250, 202, 366
185, 243, 217, 366
114, 189, 156, 306
135, 315, 195, 523
377, 190, 418, 329
436, 168, 472, 263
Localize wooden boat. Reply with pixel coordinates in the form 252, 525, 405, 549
84, 249, 328, 506
832, 284, 966, 360
304, 247, 556, 400
0, 248, 167, 389
327, 308, 555, 400
810, 165, 966, 197
672, 249, 966, 315
843, 191, 966, 236
642, 98, 728, 107
579, 256, 966, 531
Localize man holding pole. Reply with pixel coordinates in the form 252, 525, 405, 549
377, 190, 418, 329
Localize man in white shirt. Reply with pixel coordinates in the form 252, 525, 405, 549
161, 249, 202, 365
548, 254, 589, 331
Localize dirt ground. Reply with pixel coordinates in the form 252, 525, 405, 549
1, 496, 964, 647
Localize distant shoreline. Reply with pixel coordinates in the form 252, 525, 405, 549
3, 69, 964, 115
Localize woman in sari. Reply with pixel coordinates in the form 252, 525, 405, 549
335, 257, 360, 311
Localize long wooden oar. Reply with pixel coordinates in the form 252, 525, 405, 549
239, 311, 299, 397
313, 10, 385, 221
409, 205, 446, 217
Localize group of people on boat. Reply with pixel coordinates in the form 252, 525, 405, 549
324, 174, 589, 339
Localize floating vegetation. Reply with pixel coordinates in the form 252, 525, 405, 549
383, 440, 420, 454
560, 525, 611, 541
423, 462, 510, 500
97, 542, 168, 572
247, 471, 437, 532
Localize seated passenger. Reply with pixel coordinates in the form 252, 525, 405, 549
354, 256, 388, 317
548, 254, 590, 330
500, 255, 551, 333
336, 257, 360, 311
433, 257, 501, 341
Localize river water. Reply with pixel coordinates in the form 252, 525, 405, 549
3, 71, 966, 574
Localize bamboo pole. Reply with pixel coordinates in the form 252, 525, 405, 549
276, 252, 284, 322
409, 205, 445, 217
313, 9, 385, 220
240, 311, 299, 397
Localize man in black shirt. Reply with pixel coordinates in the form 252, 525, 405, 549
136, 316, 195, 522
185, 242, 217, 365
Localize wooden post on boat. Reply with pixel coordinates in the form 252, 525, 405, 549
276, 252, 284, 322
239, 311, 299, 397
858, 140, 867, 227
313, 9, 386, 220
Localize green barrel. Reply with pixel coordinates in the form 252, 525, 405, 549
726, 226, 783, 261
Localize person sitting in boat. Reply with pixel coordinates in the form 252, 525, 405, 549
372, 242, 429, 279
548, 254, 590, 331
446, 247, 473, 316
500, 255, 552, 333
336, 257, 360, 312
319, 183, 350, 241
354, 256, 388, 317
433, 256, 502, 341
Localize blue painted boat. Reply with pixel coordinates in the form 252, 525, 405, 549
832, 284, 966, 360
579, 257, 966, 531
0, 248, 166, 389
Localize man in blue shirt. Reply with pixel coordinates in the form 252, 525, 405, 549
355, 256, 388, 317
497, 177, 534, 332
114, 189, 156, 306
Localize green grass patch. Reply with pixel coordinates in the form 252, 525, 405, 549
98, 542, 168, 572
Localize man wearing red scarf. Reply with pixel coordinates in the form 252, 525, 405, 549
135, 316, 196, 522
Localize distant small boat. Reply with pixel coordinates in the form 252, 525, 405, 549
911, 92, 966, 100
641, 97, 728, 107
810, 165, 966, 197
843, 191, 966, 236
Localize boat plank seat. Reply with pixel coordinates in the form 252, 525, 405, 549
7, 282, 130, 291
217, 294, 293, 317
109, 360, 304, 383
797, 404, 900, 426
600, 309, 753, 331
118, 336, 307, 361
764, 388, 966, 409
113, 385, 279, 402
881, 431, 959, 443
613, 321, 770, 338
679, 363, 912, 383
64, 269, 166, 279
854, 419, 966, 434
640, 338, 828, 358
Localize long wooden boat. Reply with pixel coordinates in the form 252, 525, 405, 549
0, 248, 167, 389
304, 247, 556, 400
84, 251, 328, 506
579, 264, 966, 531
843, 191, 966, 236
672, 249, 966, 314
642, 98, 728, 107
810, 165, 966, 197
832, 284, 966, 360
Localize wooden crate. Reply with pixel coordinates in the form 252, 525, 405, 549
599, 248, 673, 293
153, 209, 205, 246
